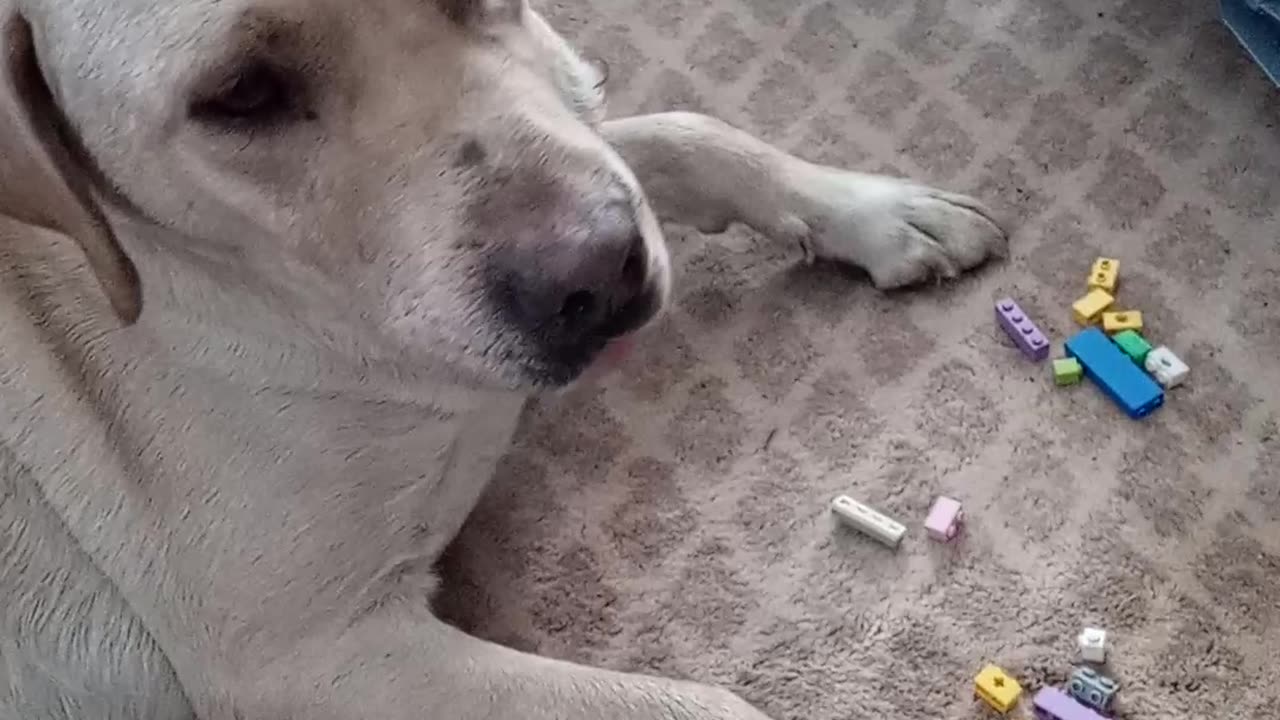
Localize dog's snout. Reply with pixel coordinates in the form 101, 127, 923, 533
553, 229, 648, 331
487, 199, 662, 380
502, 204, 651, 332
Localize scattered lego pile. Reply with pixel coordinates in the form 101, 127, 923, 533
825, 259, 1183, 715
976, 628, 1118, 719
828, 488, 1124, 718
828, 490, 1125, 718
999, 257, 1189, 418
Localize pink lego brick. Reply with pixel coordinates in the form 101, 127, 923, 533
924, 496, 963, 542
995, 297, 1050, 362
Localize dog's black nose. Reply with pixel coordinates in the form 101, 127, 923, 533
542, 228, 649, 338
489, 201, 657, 350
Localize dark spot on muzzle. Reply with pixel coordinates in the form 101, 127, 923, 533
454, 138, 487, 168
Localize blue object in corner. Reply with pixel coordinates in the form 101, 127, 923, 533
1223, 0, 1280, 87
1065, 327, 1164, 420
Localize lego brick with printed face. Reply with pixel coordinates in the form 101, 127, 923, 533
1088, 257, 1119, 292
1071, 289, 1114, 326
974, 664, 1022, 714
1065, 328, 1164, 419
1068, 667, 1118, 713
994, 297, 1050, 361
1101, 310, 1143, 334
1033, 687, 1106, 720
1145, 346, 1189, 388
1111, 330, 1152, 364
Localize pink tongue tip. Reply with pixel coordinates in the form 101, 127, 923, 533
598, 335, 636, 367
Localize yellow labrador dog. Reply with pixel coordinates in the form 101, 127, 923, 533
0, 0, 1006, 717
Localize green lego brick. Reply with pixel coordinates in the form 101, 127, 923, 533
1112, 329, 1153, 364
1053, 357, 1083, 386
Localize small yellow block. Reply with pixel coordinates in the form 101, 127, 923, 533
975, 664, 1022, 714
1102, 310, 1143, 334
1089, 257, 1119, 292
1072, 288, 1115, 326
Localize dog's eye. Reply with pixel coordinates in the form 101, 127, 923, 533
190, 62, 302, 126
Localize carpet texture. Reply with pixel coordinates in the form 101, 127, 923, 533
436, 1, 1280, 717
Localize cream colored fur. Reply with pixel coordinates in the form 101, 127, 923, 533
0, 1, 1006, 718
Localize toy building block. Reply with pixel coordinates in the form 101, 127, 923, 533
1111, 329, 1152, 364
1101, 310, 1143, 334
1071, 289, 1114, 326
1145, 346, 1189, 388
1065, 328, 1164, 419
1053, 357, 1083, 386
1088, 258, 1119, 293
995, 298, 1050, 361
830, 495, 905, 548
1032, 687, 1106, 720
924, 496, 963, 541
1068, 667, 1118, 713
974, 664, 1022, 714
1077, 627, 1108, 663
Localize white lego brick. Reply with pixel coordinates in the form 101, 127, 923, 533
830, 495, 905, 548
1078, 627, 1108, 663
1144, 346, 1189, 388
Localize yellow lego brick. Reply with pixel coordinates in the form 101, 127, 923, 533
1102, 310, 1143, 334
974, 664, 1023, 714
1072, 288, 1114, 326
1089, 257, 1119, 292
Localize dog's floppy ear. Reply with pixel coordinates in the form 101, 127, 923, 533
0, 10, 141, 323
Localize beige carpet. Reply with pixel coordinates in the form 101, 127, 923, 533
436, 0, 1280, 717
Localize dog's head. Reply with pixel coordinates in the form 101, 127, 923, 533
0, 0, 670, 389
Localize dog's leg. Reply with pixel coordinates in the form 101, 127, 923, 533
604, 112, 1007, 288
238, 609, 770, 720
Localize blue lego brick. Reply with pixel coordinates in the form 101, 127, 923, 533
1065, 327, 1164, 420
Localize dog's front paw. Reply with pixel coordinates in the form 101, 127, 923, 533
796, 170, 1008, 289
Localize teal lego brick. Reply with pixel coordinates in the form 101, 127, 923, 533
1112, 329, 1153, 364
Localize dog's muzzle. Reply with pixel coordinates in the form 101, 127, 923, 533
486, 200, 663, 384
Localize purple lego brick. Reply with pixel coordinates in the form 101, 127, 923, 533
1033, 688, 1105, 720
924, 496, 963, 541
995, 297, 1050, 361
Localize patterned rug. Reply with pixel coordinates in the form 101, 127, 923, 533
437, 0, 1280, 717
